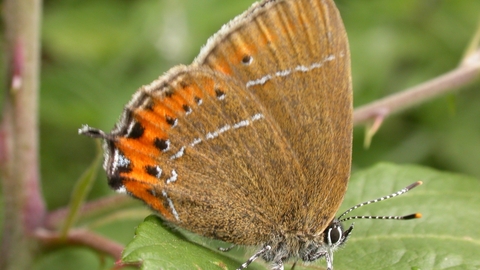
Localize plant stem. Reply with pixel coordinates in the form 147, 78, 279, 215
353, 49, 480, 126
34, 228, 124, 261
0, 0, 44, 269
44, 195, 135, 230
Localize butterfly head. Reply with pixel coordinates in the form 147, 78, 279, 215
299, 220, 354, 270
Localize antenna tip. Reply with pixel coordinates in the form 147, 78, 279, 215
406, 181, 423, 190
403, 213, 422, 220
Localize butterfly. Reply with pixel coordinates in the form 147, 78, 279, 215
80, 0, 421, 269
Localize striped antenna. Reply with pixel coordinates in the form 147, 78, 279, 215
338, 181, 423, 222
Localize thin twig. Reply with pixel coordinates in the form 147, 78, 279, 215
44, 195, 134, 230
353, 49, 480, 126
34, 228, 124, 261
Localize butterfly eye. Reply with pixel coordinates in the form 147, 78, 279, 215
325, 222, 343, 246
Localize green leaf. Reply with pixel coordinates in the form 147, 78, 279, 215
122, 163, 480, 269
333, 163, 480, 270
60, 141, 102, 237
122, 215, 250, 270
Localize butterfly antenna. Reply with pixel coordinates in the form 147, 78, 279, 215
338, 181, 423, 222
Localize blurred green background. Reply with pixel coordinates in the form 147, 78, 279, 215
1, 0, 479, 269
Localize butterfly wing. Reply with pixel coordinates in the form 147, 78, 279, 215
93, 0, 351, 245
196, 0, 352, 234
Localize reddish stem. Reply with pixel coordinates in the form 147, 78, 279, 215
34, 228, 124, 261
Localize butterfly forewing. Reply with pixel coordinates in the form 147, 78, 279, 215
196, 0, 352, 233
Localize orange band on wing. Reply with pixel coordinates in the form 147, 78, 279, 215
123, 180, 174, 221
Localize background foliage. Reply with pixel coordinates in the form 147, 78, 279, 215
1, 0, 479, 269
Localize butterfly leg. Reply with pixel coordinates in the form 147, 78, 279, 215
271, 260, 284, 270
237, 245, 271, 270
